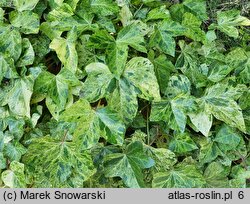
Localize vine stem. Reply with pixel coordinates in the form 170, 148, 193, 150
60, 130, 68, 145
147, 105, 150, 145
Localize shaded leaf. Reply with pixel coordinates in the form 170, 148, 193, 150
104, 141, 154, 187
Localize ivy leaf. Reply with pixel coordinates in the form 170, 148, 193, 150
9, 11, 40, 34
33, 68, 80, 118
153, 55, 175, 94
198, 138, 223, 164
107, 78, 138, 124
150, 95, 195, 132
183, 0, 208, 21
166, 75, 191, 98
182, 12, 206, 42
229, 165, 250, 188
188, 108, 213, 137
80, 63, 114, 103
104, 141, 154, 188
1, 161, 26, 188
6, 76, 34, 118
146, 146, 177, 172
149, 28, 176, 57
88, 30, 115, 49
175, 41, 207, 88
116, 22, 147, 53
214, 124, 241, 150
169, 132, 198, 154
202, 83, 246, 133
13, 0, 40, 12
60, 99, 100, 149
149, 19, 185, 56
16, 38, 35, 67
89, 0, 119, 16
124, 57, 161, 101
50, 27, 78, 73
106, 43, 128, 78
3, 140, 27, 161
0, 152, 6, 169
60, 99, 126, 148
146, 5, 171, 21
0, 54, 18, 83
226, 48, 250, 84
96, 107, 126, 145
152, 163, 205, 188
22, 136, 96, 187
203, 162, 230, 187
0, 25, 22, 62
214, 10, 250, 38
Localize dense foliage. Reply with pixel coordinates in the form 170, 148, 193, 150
0, 0, 250, 188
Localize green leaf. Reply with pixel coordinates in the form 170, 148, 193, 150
1, 161, 26, 188
149, 28, 176, 57
6, 76, 34, 118
153, 55, 175, 95
16, 38, 35, 67
60, 99, 126, 148
13, 0, 39, 11
104, 141, 154, 188
198, 138, 223, 164
183, 0, 208, 21
89, 0, 119, 16
203, 162, 230, 187
9, 11, 40, 34
203, 83, 246, 132
149, 19, 185, 56
80, 63, 114, 103
226, 48, 250, 84
106, 43, 128, 78
152, 163, 205, 188
175, 41, 207, 88
207, 62, 234, 83
182, 12, 206, 42
88, 30, 115, 49
146, 146, 176, 172
229, 165, 250, 188
0, 55, 11, 83
107, 78, 138, 124
214, 125, 241, 150
96, 107, 126, 145
0, 25, 22, 61
50, 27, 78, 73
124, 57, 160, 101
166, 75, 191, 98
0, 8, 4, 21
169, 132, 198, 154
146, 5, 171, 21
0, 152, 6, 169
4, 140, 27, 161
116, 23, 147, 53
60, 99, 100, 149
33, 68, 80, 118
188, 108, 213, 137
150, 95, 195, 132
22, 136, 96, 187
215, 10, 250, 38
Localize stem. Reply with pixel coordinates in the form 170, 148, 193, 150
60, 130, 68, 145
146, 105, 150, 145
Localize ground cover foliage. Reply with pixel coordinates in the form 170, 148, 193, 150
0, 0, 250, 188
